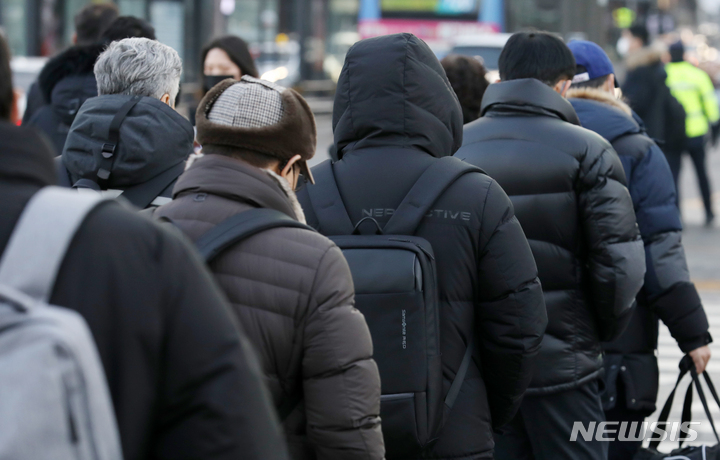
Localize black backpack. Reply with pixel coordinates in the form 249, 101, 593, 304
305, 156, 483, 458
55, 96, 184, 209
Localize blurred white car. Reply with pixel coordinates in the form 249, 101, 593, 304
449, 33, 511, 82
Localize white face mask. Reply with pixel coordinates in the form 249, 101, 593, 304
617, 36, 630, 57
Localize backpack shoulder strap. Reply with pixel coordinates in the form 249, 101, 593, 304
96, 96, 142, 187
0, 187, 112, 303
445, 333, 475, 410
304, 160, 355, 235
383, 156, 484, 235
195, 208, 315, 263
119, 161, 185, 209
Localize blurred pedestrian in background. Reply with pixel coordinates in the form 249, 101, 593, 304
567, 40, 712, 460
441, 54, 489, 124
58, 38, 190, 209
25, 15, 155, 155
666, 40, 720, 226
22, 3, 119, 124
300, 33, 547, 460
621, 24, 685, 151
101, 16, 156, 43
457, 31, 645, 460
0, 32, 290, 460
156, 76, 385, 460
191, 35, 259, 124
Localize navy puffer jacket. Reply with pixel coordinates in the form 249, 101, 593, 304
569, 87, 711, 414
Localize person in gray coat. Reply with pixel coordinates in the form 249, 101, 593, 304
155, 76, 384, 460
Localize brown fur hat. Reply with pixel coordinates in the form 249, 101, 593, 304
196, 76, 317, 183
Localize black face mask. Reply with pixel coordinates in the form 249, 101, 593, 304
203, 74, 235, 93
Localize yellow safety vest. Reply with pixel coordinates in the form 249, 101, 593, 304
666, 61, 720, 138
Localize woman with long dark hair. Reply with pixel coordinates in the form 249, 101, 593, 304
201, 35, 258, 94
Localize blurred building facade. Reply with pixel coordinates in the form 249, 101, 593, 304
5, 0, 699, 86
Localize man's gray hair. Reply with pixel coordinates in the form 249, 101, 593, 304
95, 37, 182, 101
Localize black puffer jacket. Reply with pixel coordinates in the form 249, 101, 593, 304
456, 79, 645, 395
155, 155, 384, 460
569, 88, 711, 414
298, 33, 547, 460
60, 94, 193, 207
25, 44, 104, 155
0, 122, 289, 460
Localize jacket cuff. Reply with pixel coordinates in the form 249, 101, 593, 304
651, 282, 709, 345
679, 332, 713, 354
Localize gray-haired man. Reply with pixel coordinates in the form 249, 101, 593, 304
58, 37, 191, 209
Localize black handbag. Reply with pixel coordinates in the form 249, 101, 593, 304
634, 355, 720, 459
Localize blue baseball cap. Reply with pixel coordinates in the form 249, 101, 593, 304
568, 40, 618, 86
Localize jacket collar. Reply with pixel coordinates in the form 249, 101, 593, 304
0, 122, 56, 186
481, 79, 581, 126
567, 87, 633, 116
568, 88, 642, 143
172, 154, 302, 221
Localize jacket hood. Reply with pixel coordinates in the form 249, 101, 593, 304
481, 79, 581, 125
568, 88, 641, 143
49, 74, 98, 125
173, 154, 301, 221
625, 46, 664, 71
38, 43, 104, 103
0, 122, 56, 186
62, 94, 193, 188
333, 33, 463, 159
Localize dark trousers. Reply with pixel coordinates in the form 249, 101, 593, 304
603, 383, 646, 460
494, 380, 608, 460
665, 136, 714, 220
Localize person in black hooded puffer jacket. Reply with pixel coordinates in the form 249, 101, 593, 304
455, 31, 646, 460
298, 33, 548, 460
25, 15, 156, 156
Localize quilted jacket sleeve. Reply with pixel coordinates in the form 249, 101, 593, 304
578, 144, 645, 342
476, 179, 548, 429
627, 142, 711, 352
302, 245, 385, 460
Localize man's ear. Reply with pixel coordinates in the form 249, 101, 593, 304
553, 80, 571, 97
160, 93, 174, 108
72, 32, 78, 45
10, 89, 19, 125
605, 75, 616, 95
281, 155, 302, 177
